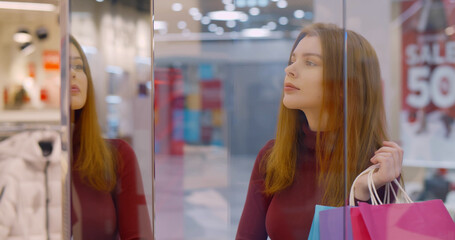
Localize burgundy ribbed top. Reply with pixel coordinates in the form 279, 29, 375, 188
71, 139, 153, 240
236, 123, 389, 239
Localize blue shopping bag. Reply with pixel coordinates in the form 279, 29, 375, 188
308, 205, 334, 240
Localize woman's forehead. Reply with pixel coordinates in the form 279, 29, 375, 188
293, 36, 322, 56
70, 44, 82, 59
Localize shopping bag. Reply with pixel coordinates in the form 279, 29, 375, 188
318, 206, 354, 240
307, 205, 334, 240
350, 207, 371, 240
351, 165, 455, 240
358, 200, 455, 239
348, 165, 396, 240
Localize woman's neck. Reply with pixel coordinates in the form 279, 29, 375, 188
302, 109, 328, 132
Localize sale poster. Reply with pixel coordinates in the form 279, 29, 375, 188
401, 0, 455, 168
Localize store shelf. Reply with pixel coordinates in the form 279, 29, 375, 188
0, 109, 60, 123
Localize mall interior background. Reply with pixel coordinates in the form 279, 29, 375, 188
0, 0, 455, 239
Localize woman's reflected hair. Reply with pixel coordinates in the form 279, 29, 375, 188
262, 23, 388, 206
70, 35, 117, 192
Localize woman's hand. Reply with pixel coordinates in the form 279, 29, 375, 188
353, 141, 403, 201
370, 141, 403, 188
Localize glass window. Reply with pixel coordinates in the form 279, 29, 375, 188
69, 0, 154, 239
153, 1, 346, 239
346, 0, 455, 238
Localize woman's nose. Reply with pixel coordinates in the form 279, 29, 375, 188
285, 65, 296, 78
70, 68, 76, 78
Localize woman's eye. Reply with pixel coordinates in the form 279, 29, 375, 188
71, 64, 84, 71
305, 60, 316, 66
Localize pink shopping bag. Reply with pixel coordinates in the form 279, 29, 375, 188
358, 200, 455, 240
350, 207, 371, 240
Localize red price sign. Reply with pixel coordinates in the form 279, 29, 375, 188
402, 31, 455, 112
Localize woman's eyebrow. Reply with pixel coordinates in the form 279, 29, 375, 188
302, 53, 322, 59
292, 52, 323, 59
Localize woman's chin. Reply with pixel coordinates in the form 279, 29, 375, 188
71, 102, 84, 110
283, 99, 301, 110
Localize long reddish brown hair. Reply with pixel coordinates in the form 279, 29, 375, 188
70, 36, 117, 192
262, 23, 388, 206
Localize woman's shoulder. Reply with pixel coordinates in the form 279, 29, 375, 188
259, 139, 275, 156
248, 140, 275, 181
107, 139, 137, 165
108, 138, 132, 151
254, 139, 275, 165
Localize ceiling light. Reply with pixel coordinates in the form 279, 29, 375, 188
266, 21, 277, 30
278, 16, 288, 25
154, 21, 167, 30
249, 7, 260, 16
239, 14, 249, 22
294, 10, 305, 19
208, 24, 218, 32
13, 30, 32, 43
96, 0, 104, 2
226, 20, 236, 28
241, 28, 271, 37
201, 16, 211, 25
208, 11, 247, 21
177, 21, 187, 29
225, 4, 235, 11
277, 0, 287, 8
222, 0, 232, 4
215, 27, 224, 35
172, 3, 183, 12
189, 7, 199, 16
0, 1, 56, 11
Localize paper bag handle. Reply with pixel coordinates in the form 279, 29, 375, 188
349, 164, 413, 206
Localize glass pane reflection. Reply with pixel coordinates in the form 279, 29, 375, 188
70, 0, 153, 239
152, 1, 347, 239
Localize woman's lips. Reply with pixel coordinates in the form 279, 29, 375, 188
284, 83, 300, 91
71, 85, 80, 93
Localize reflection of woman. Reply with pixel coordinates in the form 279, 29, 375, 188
69, 36, 153, 240
236, 23, 403, 239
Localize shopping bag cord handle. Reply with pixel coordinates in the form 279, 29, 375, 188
350, 164, 413, 206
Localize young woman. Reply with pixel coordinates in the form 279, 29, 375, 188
70, 36, 153, 240
236, 23, 403, 239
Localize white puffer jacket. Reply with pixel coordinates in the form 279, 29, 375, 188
0, 131, 62, 240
